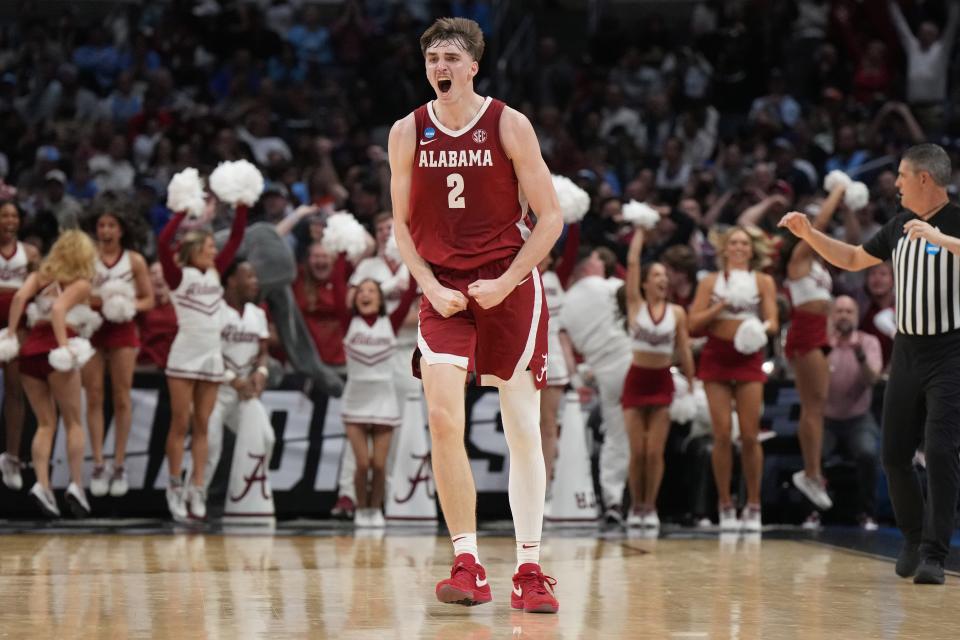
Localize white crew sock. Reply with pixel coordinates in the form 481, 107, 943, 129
451, 532, 479, 563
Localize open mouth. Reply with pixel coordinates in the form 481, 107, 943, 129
438, 79, 452, 93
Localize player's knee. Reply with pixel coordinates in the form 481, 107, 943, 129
371, 459, 387, 475
428, 406, 461, 435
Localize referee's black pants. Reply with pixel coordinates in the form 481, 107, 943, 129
882, 331, 960, 562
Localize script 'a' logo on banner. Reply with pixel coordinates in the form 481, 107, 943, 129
230, 453, 270, 502
394, 452, 435, 504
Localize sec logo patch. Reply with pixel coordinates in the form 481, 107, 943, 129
472, 129, 487, 144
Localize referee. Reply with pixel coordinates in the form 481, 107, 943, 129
780, 143, 960, 585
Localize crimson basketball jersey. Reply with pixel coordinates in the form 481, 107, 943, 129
409, 97, 530, 270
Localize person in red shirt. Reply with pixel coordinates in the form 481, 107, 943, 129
292, 241, 349, 370
137, 261, 178, 369
859, 261, 895, 370
388, 17, 563, 613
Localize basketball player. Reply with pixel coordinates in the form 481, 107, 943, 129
388, 17, 563, 613
0, 201, 38, 491
82, 200, 154, 499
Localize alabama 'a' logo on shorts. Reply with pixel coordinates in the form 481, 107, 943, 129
535, 353, 548, 384
472, 129, 487, 144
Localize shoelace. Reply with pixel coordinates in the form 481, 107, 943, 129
517, 570, 557, 596
450, 561, 483, 581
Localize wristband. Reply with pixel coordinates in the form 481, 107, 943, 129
570, 373, 585, 389
256, 365, 269, 378
223, 369, 237, 383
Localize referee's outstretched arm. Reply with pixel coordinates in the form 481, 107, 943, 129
778, 211, 881, 272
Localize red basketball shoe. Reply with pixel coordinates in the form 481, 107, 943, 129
435, 553, 493, 606
511, 563, 559, 613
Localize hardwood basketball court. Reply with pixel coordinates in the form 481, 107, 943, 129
1, 523, 958, 639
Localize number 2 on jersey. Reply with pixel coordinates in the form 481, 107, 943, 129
447, 173, 465, 209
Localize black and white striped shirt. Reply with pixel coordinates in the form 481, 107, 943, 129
863, 203, 960, 336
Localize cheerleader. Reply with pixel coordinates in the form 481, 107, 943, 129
622, 228, 695, 528
689, 226, 778, 532
81, 199, 154, 498
158, 187, 249, 522
3, 231, 98, 517
784, 184, 847, 512
339, 257, 417, 527
0, 201, 38, 491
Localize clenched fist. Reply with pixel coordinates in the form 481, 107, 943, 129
778, 211, 813, 239
426, 285, 468, 318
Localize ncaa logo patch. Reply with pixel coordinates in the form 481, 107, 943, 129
424, 127, 436, 139
472, 129, 487, 144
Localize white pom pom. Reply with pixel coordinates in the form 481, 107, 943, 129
102, 295, 136, 323
68, 337, 95, 368
384, 227, 401, 264
823, 170, 852, 193
844, 181, 869, 211
209, 159, 265, 206
622, 200, 660, 229
166, 168, 206, 218
25, 302, 40, 328
66, 304, 103, 339
551, 174, 590, 224
873, 308, 897, 338
668, 372, 696, 423
693, 384, 711, 426
723, 270, 757, 310
99, 279, 135, 301
49, 346, 76, 372
100, 280, 137, 322
733, 317, 768, 355
0, 329, 19, 363
322, 211, 369, 261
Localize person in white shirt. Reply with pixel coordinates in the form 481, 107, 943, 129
202, 260, 273, 504
560, 248, 632, 523
889, 0, 960, 131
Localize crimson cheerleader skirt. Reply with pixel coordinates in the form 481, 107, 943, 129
784, 309, 829, 359
698, 335, 766, 383
621, 365, 674, 408
0, 291, 13, 329
91, 320, 140, 350
19, 324, 77, 380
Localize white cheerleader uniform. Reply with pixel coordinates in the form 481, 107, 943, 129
342, 314, 402, 428
92, 250, 139, 349
541, 270, 569, 386
0, 242, 28, 327
166, 266, 226, 381
203, 302, 272, 489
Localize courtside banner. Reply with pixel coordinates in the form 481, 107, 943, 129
0, 374, 814, 519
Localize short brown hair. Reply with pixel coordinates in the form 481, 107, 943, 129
420, 17, 485, 61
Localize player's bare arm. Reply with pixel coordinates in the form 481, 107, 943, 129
467, 107, 563, 309
778, 211, 880, 272
388, 113, 467, 318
